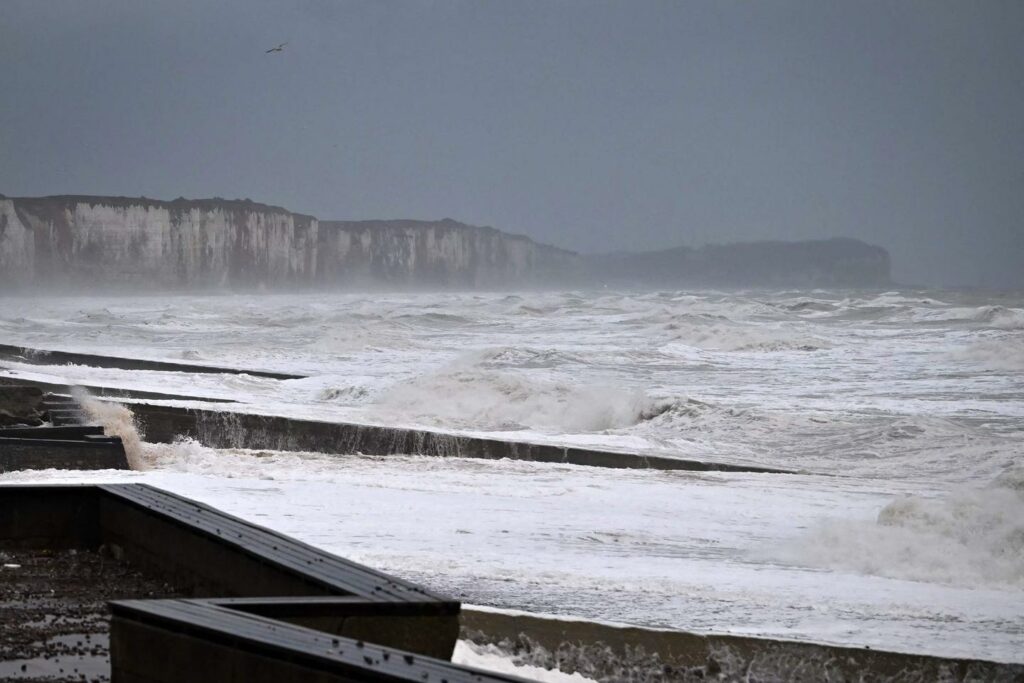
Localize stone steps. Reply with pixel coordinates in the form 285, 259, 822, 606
0, 386, 130, 472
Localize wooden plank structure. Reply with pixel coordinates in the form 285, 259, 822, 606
0, 484, 526, 682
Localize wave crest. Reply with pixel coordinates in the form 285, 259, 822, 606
371, 358, 661, 433
770, 466, 1024, 589
949, 336, 1024, 371
662, 322, 831, 352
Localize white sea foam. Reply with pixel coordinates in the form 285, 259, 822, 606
453, 641, 596, 682
949, 336, 1024, 371
662, 320, 831, 352
4, 435, 1024, 662
914, 304, 1024, 329
478, 346, 587, 369
3, 288, 1024, 661
634, 397, 755, 432
139, 438, 343, 479
770, 466, 1024, 589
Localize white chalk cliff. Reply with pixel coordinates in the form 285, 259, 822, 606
0, 196, 575, 290
0, 194, 891, 290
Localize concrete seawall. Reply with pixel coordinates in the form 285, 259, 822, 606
0, 387, 130, 472
0, 343, 305, 380
0, 375, 795, 473
128, 402, 795, 474
0, 375, 237, 404
461, 608, 1024, 682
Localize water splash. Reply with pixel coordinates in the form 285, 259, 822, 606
70, 388, 148, 470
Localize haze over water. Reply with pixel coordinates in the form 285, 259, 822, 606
3, 1, 1023, 678
1, 287, 1022, 662
3, 1, 1022, 289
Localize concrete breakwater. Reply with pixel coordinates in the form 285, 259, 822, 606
0, 343, 305, 381
0, 386, 130, 472
461, 609, 1024, 682
0, 374, 793, 472
128, 402, 795, 474
0, 375, 238, 404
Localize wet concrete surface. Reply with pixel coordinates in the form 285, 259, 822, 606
0, 548, 186, 682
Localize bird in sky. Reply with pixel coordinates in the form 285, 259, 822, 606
265, 42, 288, 54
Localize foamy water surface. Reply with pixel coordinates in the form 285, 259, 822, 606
1, 289, 1022, 662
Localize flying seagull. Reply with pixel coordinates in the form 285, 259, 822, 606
265, 42, 287, 54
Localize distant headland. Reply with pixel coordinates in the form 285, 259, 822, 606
0, 194, 890, 290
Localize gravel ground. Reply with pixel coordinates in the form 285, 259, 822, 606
0, 547, 186, 682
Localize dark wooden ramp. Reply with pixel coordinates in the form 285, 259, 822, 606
0, 484, 528, 683
111, 599, 527, 683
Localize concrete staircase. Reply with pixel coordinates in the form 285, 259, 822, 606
0, 386, 130, 472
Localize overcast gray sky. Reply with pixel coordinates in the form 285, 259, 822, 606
1, 0, 1021, 287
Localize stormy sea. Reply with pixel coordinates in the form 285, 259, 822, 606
1, 288, 1022, 664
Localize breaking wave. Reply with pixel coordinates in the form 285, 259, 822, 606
478, 346, 587, 369
780, 299, 839, 313
916, 305, 1024, 329
318, 384, 371, 402
770, 465, 1024, 589
949, 336, 1024, 371
371, 356, 664, 433
975, 306, 1024, 329
388, 311, 475, 327
662, 321, 831, 352
637, 397, 775, 433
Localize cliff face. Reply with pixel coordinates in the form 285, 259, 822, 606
0, 194, 891, 290
1, 196, 319, 289
0, 196, 577, 290
0, 199, 34, 284
317, 219, 578, 288
589, 238, 892, 288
